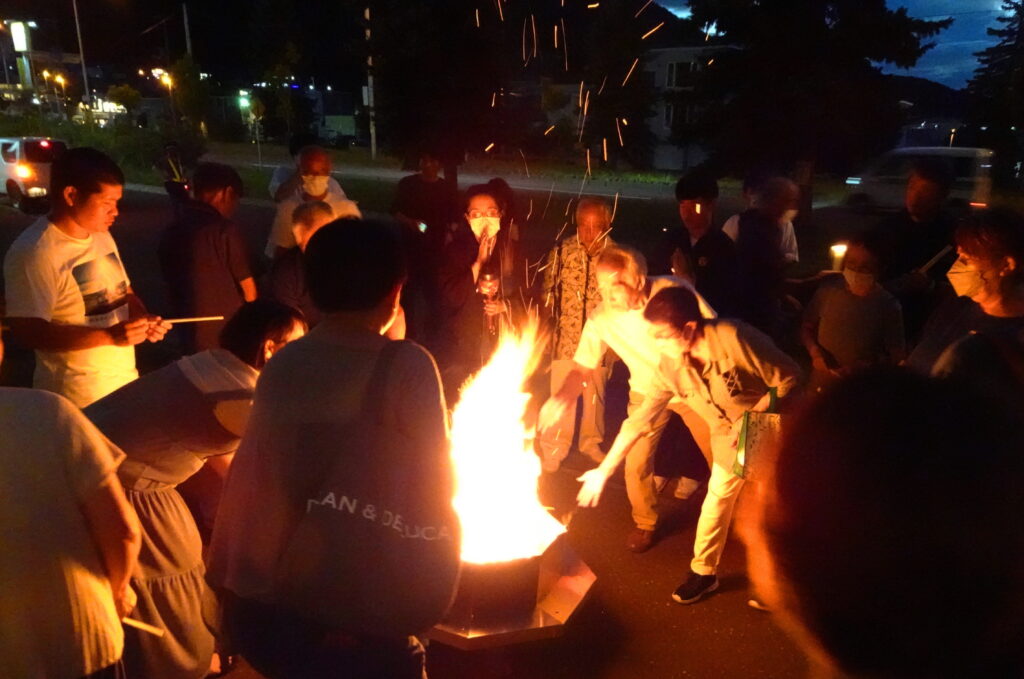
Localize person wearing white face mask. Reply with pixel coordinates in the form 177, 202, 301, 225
265, 146, 361, 259
907, 208, 1024, 374
434, 185, 514, 400
801, 232, 905, 391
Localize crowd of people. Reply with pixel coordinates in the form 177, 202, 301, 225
1, 139, 1023, 679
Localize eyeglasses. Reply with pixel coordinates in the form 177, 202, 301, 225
467, 209, 500, 219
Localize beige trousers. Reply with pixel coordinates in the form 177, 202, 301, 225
624, 391, 712, 531
538, 359, 611, 471
690, 432, 745, 575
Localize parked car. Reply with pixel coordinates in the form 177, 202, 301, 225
1, 137, 68, 212
845, 147, 994, 211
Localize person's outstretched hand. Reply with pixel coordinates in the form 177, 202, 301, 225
537, 396, 570, 436
576, 468, 610, 507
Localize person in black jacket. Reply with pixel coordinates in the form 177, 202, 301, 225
434, 184, 515, 400
159, 163, 257, 353
654, 170, 738, 316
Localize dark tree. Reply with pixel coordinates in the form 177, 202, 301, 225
968, 1, 1024, 185
685, 0, 951, 186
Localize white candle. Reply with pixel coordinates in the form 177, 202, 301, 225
830, 243, 848, 271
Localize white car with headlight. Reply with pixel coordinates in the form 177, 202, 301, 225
1, 137, 68, 212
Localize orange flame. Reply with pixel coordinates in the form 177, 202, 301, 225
449, 317, 566, 564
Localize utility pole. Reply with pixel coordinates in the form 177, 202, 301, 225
72, 0, 91, 105
182, 3, 193, 57
365, 6, 377, 160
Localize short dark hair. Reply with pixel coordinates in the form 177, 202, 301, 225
50, 147, 124, 200
911, 157, 954, 195
675, 169, 719, 203
463, 184, 499, 213
750, 368, 1024, 677
219, 299, 307, 369
304, 219, 408, 313
644, 286, 702, 330
846, 229, 891, 272
955, 207, 1024, 283
192, 162, 243, 199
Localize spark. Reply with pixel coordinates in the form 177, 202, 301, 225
544, 124, 556, 136
485, 142, 495, 152
707, 58, 715, 66
554, 23, 559, 49
578, 108, 588, 142
616, 117, 624, 146
611, 193, 620, 223
526, 198, 534, 221
522, 17, 528, 62
561, 18, 569, 71
519, 149, 530, 177
531, 13, 538, 58
587, 2, 600, 7
622, 57, 639, 86
634, 0, 653, 17
641, 21, 664, 40
602, 137, 608, 162
695, 203, 702, 215
495, 0, 504, 22
586, 148, 592, 177
475, 8, 480, 27
597, 75, 608, 96
622, 117, 629, 126
491, 91, 497, 107
578, 81, 584, 108
540, 182, 556, 221
583, 89, 590, 116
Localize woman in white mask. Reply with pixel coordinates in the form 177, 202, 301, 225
433, 185, 512, 401
907, 208, 1024, 373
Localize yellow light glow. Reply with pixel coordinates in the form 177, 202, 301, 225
830, 243, 848, 271
449, 317, 566, 564
484, 142, 495, 152
54, 74, 65, 86
695, 203, 702, 215
15, 163, 33, 179
160, 74, 173, 88
42, 69, 50, 79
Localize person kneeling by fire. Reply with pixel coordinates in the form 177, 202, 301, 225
576, 286, 801, 604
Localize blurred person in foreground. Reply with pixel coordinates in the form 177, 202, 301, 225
0, 320, 142, 679
573, 286, 800, 604
265, 146, 361, 259
907, 207, 1024, 374
3, 147, 169, 407
538, 246, 717, 553
537, 197, 616, 471
208, 220, 459, 678
742, 368, 1024, 678
84, 301, 307, 679
158, 162, 257, 353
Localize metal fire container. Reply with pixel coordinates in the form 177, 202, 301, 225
429, 534, 596, 650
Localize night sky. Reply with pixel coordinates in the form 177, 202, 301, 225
658, 0, 1009, 89
10, 0, 1010, 91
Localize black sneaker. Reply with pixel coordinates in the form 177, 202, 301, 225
671, 571, 719, 604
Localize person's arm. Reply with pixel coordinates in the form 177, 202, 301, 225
240, 277, 258, 302
538, 319, 605, 434
576, 390, 672, 506
732, 323, 803, 405
271, 166, 301, 202
800, 289, 833, 374
81, 474, 141, 618
7, 316, 155, 351
204, 452, 235, 480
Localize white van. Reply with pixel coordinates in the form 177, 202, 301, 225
845, 147, 994, 211
0, 137, 68, 211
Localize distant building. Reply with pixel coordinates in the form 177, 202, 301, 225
643, 45, 728, 171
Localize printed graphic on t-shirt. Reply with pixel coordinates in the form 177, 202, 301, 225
71, 252, 129, 325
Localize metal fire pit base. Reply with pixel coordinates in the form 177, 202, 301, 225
429, 535, 596, 650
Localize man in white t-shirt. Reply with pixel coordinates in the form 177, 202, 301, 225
265, 145, 361, 258
0, 322, 142, 679
538, 245, 716, 553
3, 147, 170, 407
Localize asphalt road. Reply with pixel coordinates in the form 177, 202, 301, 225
0, 188, 880, 678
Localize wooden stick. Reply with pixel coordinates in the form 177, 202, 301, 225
916, 245, 954, 274
123, 616, 165, 637
163, 316, 225, 324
